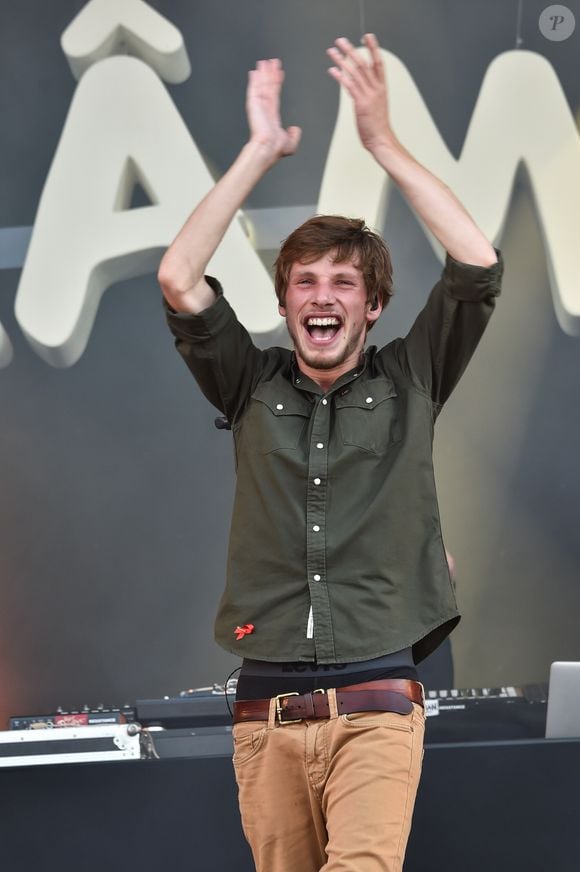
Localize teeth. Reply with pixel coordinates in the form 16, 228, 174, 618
306, 317, 340, 327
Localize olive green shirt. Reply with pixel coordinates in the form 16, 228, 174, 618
166, 252, 503, 663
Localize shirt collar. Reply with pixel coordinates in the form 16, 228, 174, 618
290, 352, 367, 395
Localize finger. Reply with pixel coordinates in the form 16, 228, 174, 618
250, 59, 284, 96
254, 58, 282, 77
335, 35, 382, 91
265, 58, 283, 81
327, 65, 357, 98
247, 68, 259, 91
362, 33, 385, 81
334, 36, 367, 72
336, 36, 372, 74
330, 38, 373, 88
336, 35, 363, 58
286, 125, 302, 152
327, 45, 368, 90
363, 32, 380, 51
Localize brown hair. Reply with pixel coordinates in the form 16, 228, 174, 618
274, 216, 394, 314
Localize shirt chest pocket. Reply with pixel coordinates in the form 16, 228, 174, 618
243, 383, 312, 454
334, 380, 402, 454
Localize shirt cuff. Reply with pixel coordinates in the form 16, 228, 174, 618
443, 248, 503, 301
164, 276, 234, 340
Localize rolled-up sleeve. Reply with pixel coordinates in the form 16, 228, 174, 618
164, 276, 265, 423
390, 250, 503, 408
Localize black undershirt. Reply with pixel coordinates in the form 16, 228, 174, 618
236, 651, 419, 700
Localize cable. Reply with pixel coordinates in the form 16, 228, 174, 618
223, 665, 242, 717
515, 0, 524, 49
358, 0, 367, 39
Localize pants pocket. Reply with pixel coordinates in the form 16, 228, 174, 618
232, 721, 267, 766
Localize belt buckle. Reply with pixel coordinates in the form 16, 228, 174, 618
275, 692, 301, 724
275, 688, 326, 724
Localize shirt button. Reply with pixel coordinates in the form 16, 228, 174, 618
316, 442, 324, 449
313, 478, 321, 485
295, 378, 301, 384
312, 525, 320, 532
365, 397, 373, 404
313, 574, 321, 581
276, 403, 284, 410
322, 398, 328, 405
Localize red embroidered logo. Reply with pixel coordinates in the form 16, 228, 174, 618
234, 623, 255, 641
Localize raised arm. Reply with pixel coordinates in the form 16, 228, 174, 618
327, 34, 497, 267
158, 59, 301, 313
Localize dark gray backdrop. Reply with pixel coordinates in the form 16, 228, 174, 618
0, 0, 579, 723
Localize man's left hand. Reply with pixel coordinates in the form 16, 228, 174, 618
327, 33, 394, 154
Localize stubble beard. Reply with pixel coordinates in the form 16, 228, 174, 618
287, 321, 366, 372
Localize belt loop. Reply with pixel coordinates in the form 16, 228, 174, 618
327, 687, 339, 719
417, 681, 426, 707
267, 695, 278, 730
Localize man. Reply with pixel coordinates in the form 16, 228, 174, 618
158, 33, 501, 872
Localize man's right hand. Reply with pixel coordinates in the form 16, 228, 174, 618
246, 58, 302, 162
159, 55, 301, 314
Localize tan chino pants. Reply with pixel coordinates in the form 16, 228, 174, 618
232, 688, 425, 872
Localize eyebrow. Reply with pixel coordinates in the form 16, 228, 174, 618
292, 269, 360, 280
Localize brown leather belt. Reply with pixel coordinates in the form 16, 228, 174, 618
233, 678, 424, 724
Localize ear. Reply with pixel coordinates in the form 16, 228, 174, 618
365, 298, 383, 325
278, 303, 287, 317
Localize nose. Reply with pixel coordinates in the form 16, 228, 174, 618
311, 278, 336, 306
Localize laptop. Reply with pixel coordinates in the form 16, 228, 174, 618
545, 662, 580, 738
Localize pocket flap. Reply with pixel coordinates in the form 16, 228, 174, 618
334, 378, 397, 410
251, 382, 312, 417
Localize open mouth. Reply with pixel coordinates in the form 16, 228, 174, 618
304, 316, 343, 344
